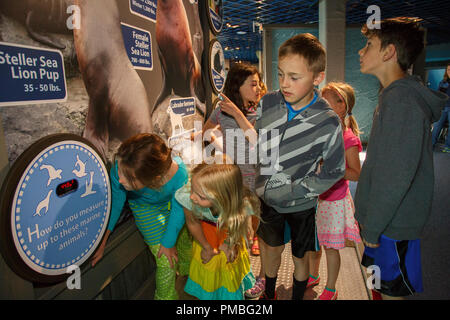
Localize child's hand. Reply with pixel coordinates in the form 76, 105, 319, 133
201, 246, 218, 264
91, 243, 105, 267
219, 93, 241, 119
316, 159, 324, 175
219, 242, 238, 263
157, 245, 179, 269
362, 238, 380, 248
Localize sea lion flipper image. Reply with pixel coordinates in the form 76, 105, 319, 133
0, 0, 74, 49
25, 10, 65, 49
74, 0, 152, 161
154, 0, 205, 118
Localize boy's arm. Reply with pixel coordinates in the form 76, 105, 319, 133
294, 120, 346, 197
359, 89, 424, 244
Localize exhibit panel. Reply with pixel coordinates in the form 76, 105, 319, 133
0, 0, 218, 299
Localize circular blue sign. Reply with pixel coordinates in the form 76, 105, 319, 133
208, 39, 226, 94
0, 134, 110, 281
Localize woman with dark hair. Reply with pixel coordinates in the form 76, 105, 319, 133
199, 62, 262, 191
431, 63, 450, 153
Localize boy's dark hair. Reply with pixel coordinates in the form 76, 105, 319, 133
278, 33, 326, 75
223, 62, 261, 115
361, 17, 425, 72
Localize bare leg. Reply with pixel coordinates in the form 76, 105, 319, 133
262, 243, 284, 278
258, 237, 267, 278
293, 253, 310, 282
308, 248, 322, 278
324, 248, 340, 290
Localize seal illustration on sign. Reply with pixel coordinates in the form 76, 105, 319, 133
72, 154, 87, 178
80, 171, 96, 198
34, 190, 53, 217
74, 0, 152, 160
40, 164, 62, 186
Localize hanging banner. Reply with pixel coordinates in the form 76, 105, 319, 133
121, 23, 153, 71
129, 0, 157, 22
0, 134, 111, 283
0, 42, 67, 107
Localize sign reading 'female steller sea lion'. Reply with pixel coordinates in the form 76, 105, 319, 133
0, 42, 67, 107
121, 23, 153, 71
0, 134, 111, 283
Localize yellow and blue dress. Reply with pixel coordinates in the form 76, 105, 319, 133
174, 183, 255, 300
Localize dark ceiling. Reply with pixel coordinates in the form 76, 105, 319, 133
217, 0, 450, 63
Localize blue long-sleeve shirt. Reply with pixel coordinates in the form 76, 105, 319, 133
107, 156, 188, 246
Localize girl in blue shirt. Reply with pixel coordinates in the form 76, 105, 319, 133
91, 133, 191, 300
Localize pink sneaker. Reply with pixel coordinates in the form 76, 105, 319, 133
306, 275, 320, 288
319, 287, 338, 300
245, 277, 266, 299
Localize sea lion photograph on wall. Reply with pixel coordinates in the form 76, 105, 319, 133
152, 0, 206, 140
0, 0, 75, 50
0, 0, 85, 164
74, 0, 152, 162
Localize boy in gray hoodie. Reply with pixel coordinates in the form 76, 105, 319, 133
255, 34, 345, 300
355, 17, 448, 299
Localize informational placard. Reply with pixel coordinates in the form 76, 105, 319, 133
129, 0, 157, 22
206, 0, 223, 35
0, 134, 111, 283
0, 42, 67, 107
121, 23, 153, 71
170, 97, 195, 117
208, 39, 226, 94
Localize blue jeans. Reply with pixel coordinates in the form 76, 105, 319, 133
431, 107, 450, 148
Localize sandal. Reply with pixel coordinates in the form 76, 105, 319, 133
245, 277, 266, 298
319, 287, 338, 300
306, 274, 320, 288
251, 237, 260, 256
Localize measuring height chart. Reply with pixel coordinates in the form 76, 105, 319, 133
0, 42, 67, 107
0, 134, 111, 282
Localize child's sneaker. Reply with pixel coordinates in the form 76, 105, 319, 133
306, 274, 320, 288
245, 277, 265, 299
318, 287, 338, 300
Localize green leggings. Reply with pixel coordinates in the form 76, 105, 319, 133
148, 226, 192, 300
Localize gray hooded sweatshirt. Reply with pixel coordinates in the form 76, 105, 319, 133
354, 75, 448, 244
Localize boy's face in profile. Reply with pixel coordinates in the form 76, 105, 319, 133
358, 35, 384, 75
277, 53, 324, 110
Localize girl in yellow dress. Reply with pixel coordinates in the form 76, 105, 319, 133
175, 158, 260, 300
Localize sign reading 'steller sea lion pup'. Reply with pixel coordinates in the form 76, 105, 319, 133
0, 134, 111, 283
0, 42, 67, 107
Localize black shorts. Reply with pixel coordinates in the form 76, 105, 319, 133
256, 200, 317, 259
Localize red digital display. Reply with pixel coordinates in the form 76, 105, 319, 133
56, 179, 78, 197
